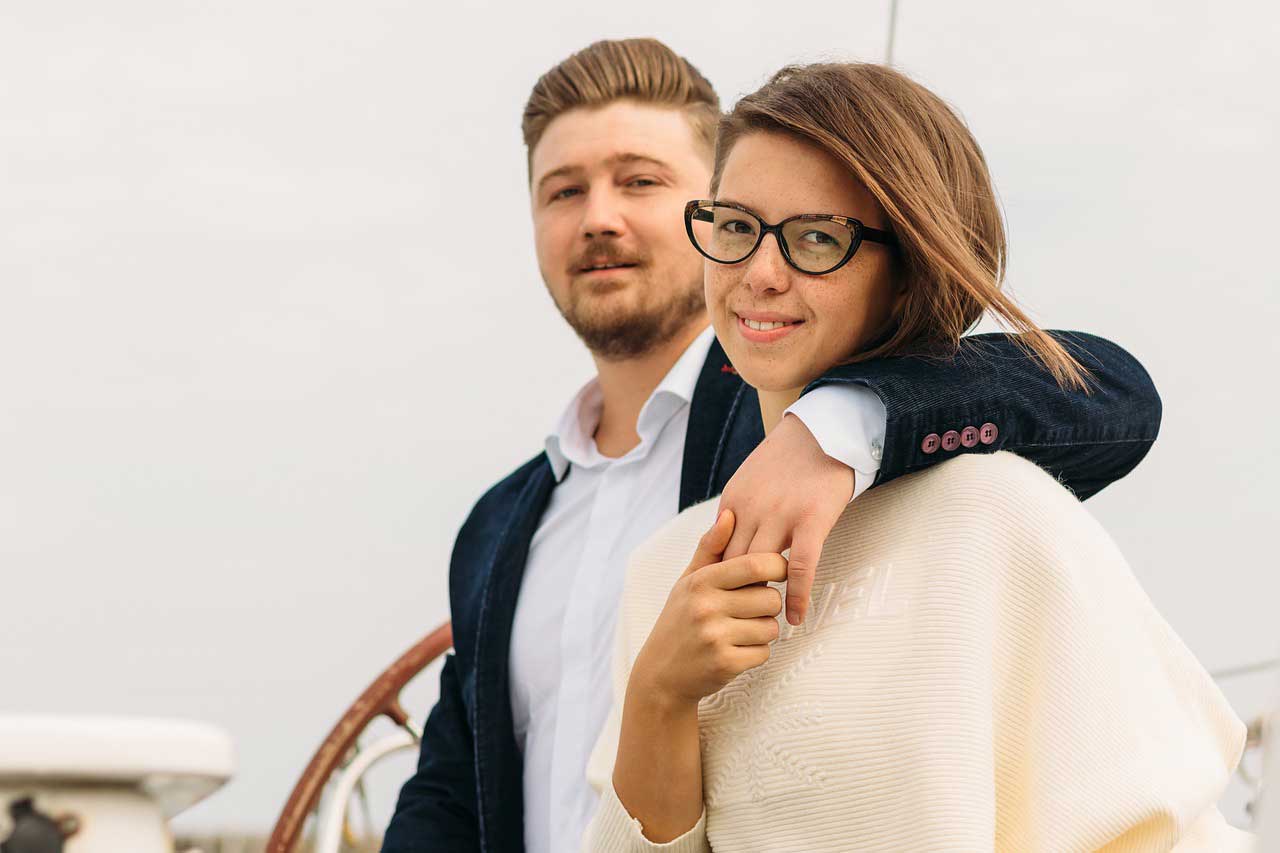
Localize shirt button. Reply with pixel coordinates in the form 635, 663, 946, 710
921, 433, 940, 454
941, 430, 961, 452
870, 438, 883, 462
960, 426, 979, 448
979, 422, 999, 445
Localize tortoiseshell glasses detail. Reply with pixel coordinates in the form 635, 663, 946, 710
684, 200, 896, 276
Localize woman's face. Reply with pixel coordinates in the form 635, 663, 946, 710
705, 131, 899, 396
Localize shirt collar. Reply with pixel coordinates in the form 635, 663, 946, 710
544, 325, 716, 482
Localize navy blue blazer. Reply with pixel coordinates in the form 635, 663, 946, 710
382, 331, 1161, 853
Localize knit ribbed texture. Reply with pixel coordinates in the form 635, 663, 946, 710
585, 782, 711, 852
584, 452, 1251, 852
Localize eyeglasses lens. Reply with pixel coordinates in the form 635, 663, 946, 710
691, 205, 854, 274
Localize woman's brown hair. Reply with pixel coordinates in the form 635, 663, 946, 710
713, 63, 1090, 391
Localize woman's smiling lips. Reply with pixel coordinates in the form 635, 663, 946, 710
734, 310, 803, 343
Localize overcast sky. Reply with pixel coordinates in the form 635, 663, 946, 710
2, 0, 1278, 835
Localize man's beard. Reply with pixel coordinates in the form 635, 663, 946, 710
555, 270, 706, 361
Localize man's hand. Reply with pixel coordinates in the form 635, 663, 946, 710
718, 413, 855, 626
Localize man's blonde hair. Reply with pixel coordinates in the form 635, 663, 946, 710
522, 38, 720, 175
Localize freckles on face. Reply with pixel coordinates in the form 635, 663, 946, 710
706, 131, 898, 393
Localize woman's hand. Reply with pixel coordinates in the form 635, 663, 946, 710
608, 509, 787, 845
631, 509, 787, 708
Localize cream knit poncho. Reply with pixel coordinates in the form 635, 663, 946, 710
584, 452, 1251, 852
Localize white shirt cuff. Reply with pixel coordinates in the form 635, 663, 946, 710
785, 384, 888, 501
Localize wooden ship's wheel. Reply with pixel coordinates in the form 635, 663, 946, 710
265, 630, 1280, 849
265, 622, 452, 853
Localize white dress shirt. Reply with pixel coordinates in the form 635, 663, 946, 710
508, 325, 887, 853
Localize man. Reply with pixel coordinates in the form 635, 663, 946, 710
383, 38, 1161, 853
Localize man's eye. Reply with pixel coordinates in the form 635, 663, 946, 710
627, 178, 658, 188
550, 187, 581, 201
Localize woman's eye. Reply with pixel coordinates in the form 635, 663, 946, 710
800, 229, 840, 247
720, 219, 756, 235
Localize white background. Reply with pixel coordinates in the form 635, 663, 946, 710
2, 0, 1277, 836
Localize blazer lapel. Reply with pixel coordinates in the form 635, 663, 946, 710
472, 457, 558, 852
680, 338, 764, 511
467, 340, 766, 847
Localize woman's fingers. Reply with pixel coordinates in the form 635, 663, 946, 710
682, 508, 736, 578
725, 615, 781, 647
651, 546, 785, 701
720, 584, 784, 619
700, 552, 788, 590
724, 643, 772, 674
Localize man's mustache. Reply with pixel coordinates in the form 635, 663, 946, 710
568, 245, 645, 274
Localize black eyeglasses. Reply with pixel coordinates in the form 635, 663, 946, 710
684, 200, 896, 276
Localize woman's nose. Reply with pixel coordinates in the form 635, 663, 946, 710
743, 233, 792, 295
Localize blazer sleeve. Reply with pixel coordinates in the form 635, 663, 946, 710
381, 653, 481, 853
800, 330, 1161, 500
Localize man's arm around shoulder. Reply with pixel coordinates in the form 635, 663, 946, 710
805, 330, 1162, 500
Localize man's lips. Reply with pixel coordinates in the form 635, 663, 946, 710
574, 261, 639, 275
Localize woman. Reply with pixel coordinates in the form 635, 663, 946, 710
582, 63, 1249, 851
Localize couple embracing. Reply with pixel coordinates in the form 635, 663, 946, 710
384, 38, 1247, 853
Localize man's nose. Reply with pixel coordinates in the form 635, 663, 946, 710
580, 188, 626, 239
743, 233, 792, 295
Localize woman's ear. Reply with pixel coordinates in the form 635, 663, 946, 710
889, 274, 909, 319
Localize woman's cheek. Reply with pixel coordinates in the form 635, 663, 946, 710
705, 266, 733, 326
811, 300, 861, 373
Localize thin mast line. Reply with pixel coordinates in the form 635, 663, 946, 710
885, 0, 900, 65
